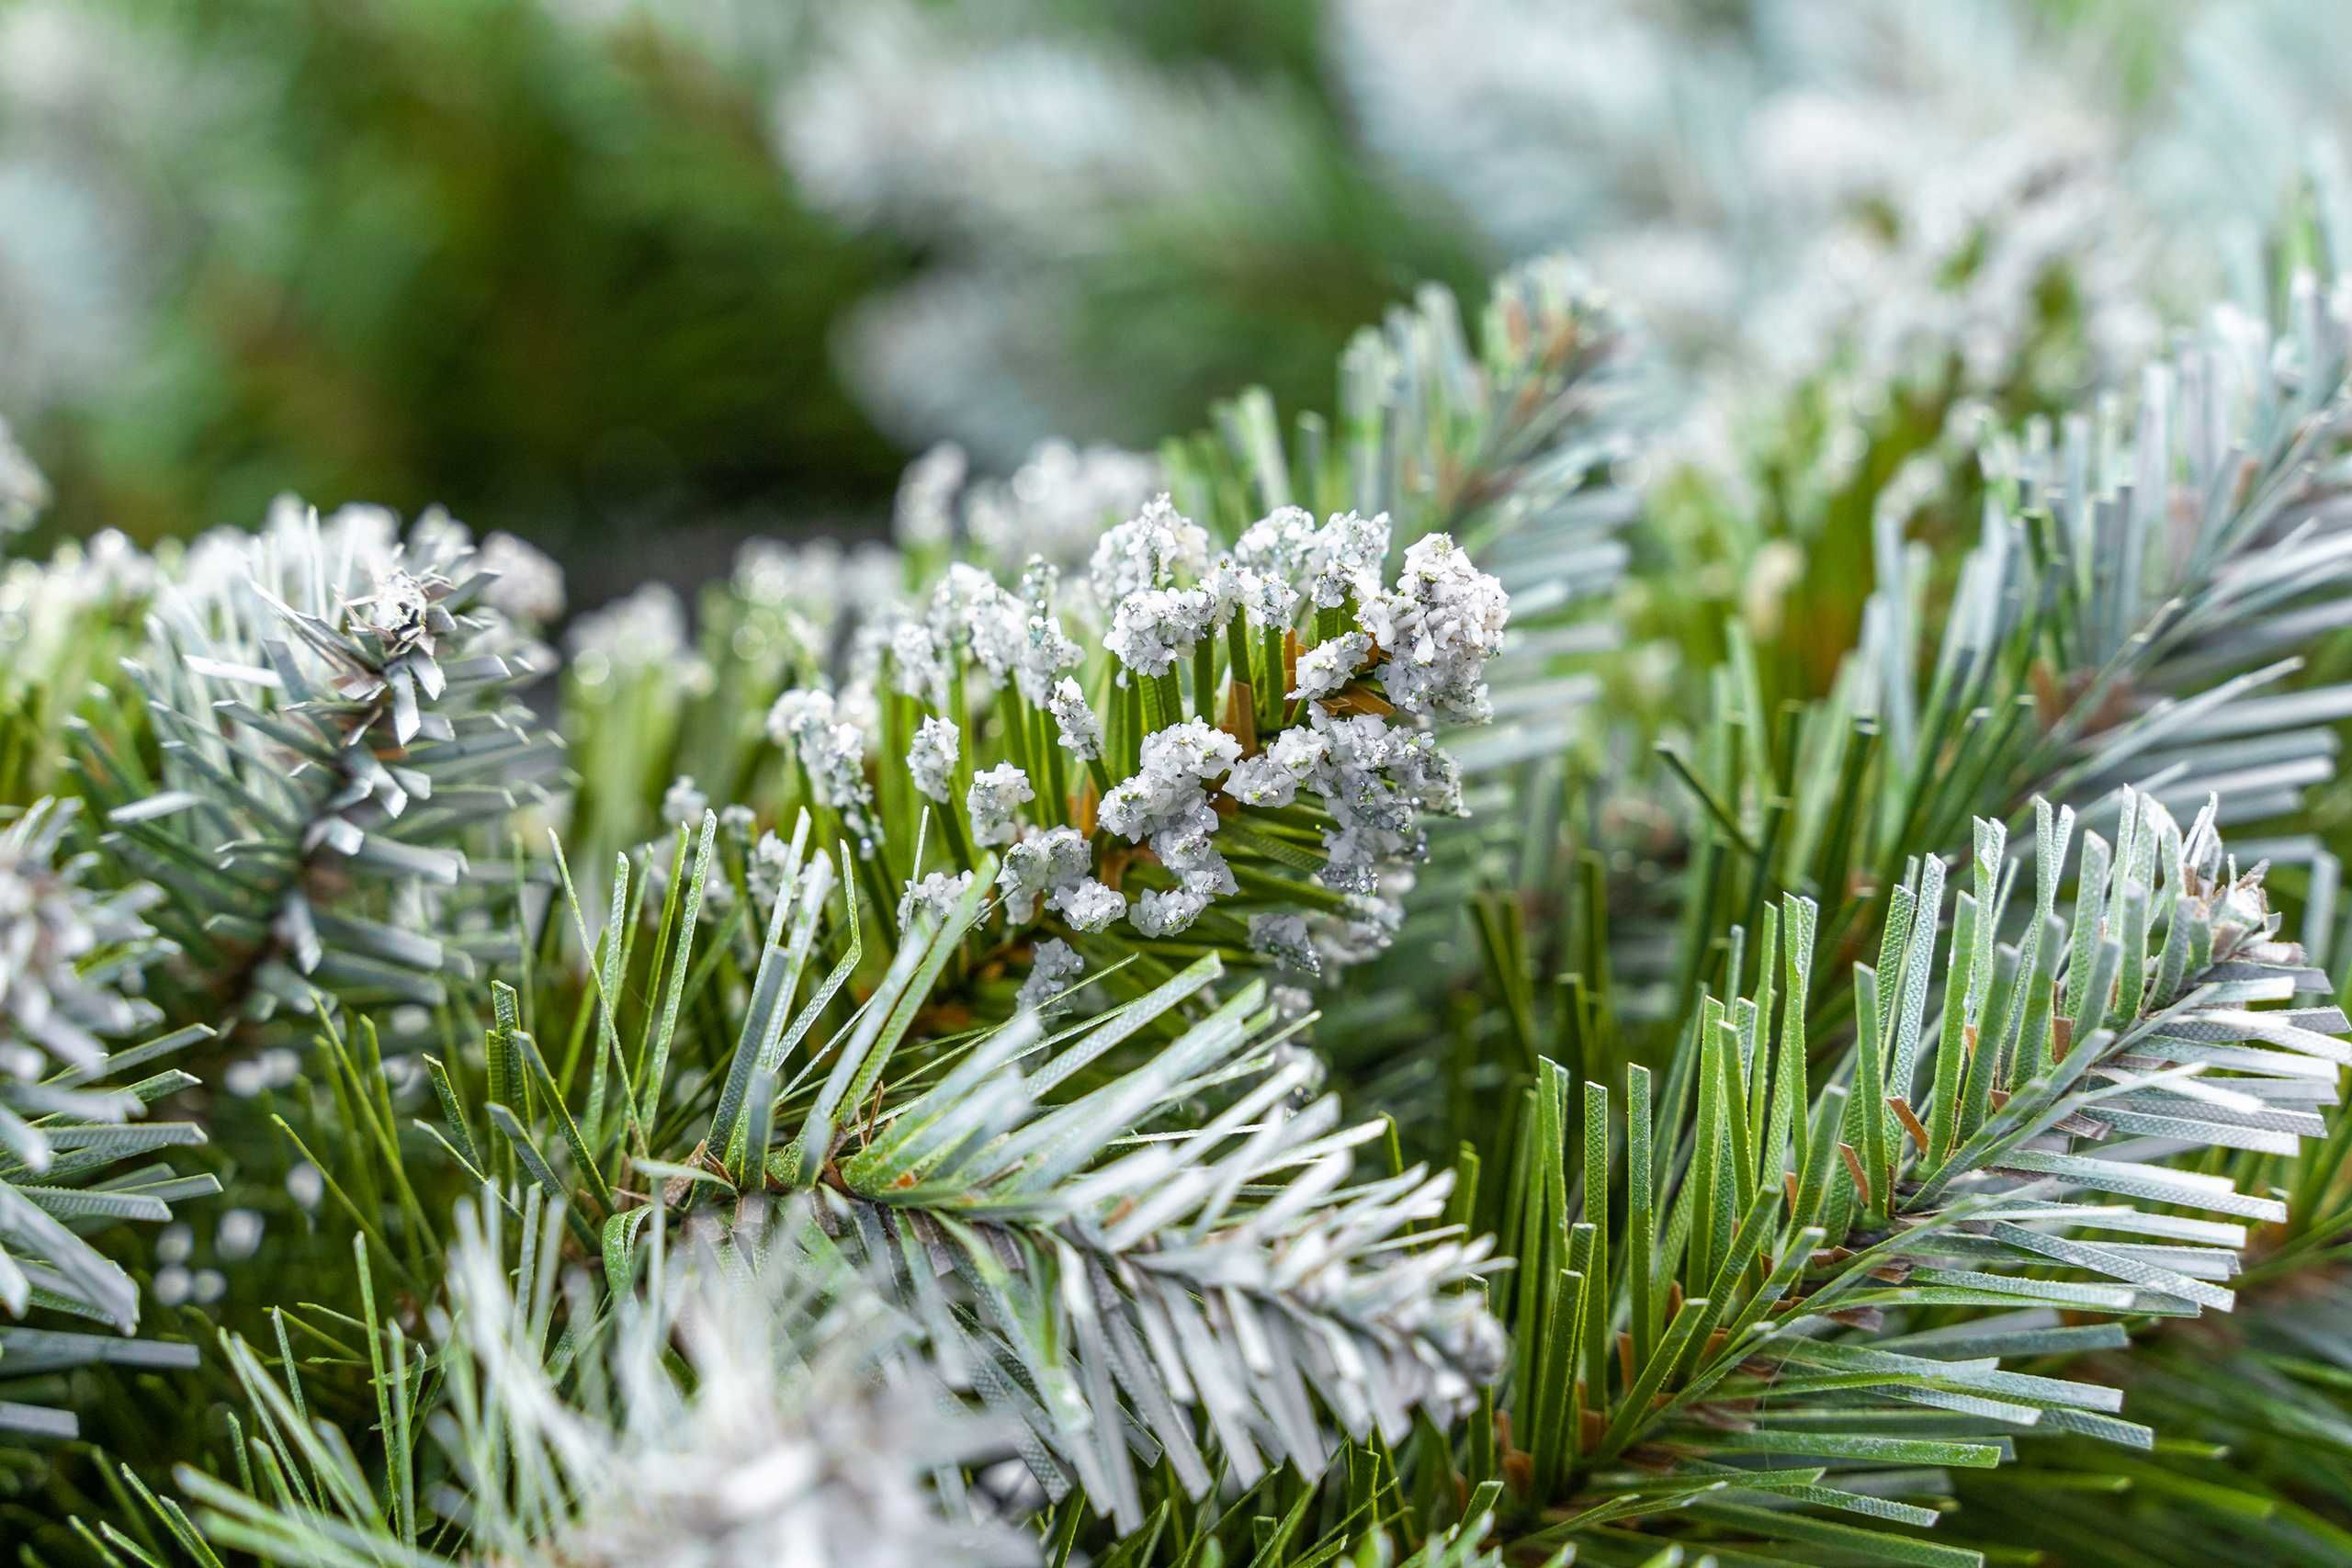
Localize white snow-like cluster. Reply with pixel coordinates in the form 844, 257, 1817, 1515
1047, 676, 1102, 761
766, 688, 876, 840
906, 716, 960, 803
970, 441, 1159, 570
1014, 934, 1086, 1014
1105, 582, 1220, 676
965, 761, 1034, 847
1225, 729, 1330, 809
1088, 494, 1210, 605
1014, 604, 1083, 704
1359, 534, 1512, 721
926, 562, 1025, 686
1097, 719, 1243, 931
879, 439, 1160, 575
741, 479, 1503, 981
1250, 912, 1321, 976
995, 826, 1091, 923
662, 775, 709, 827
898, 868, 975, 931
1289, 632, 1370, 702
1050, 876, 1125, 932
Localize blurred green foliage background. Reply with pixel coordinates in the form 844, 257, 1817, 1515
2, 0, 1494, 605
2, 0, 2341, 611
4, 0, 903, 604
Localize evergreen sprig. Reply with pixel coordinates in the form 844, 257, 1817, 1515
0, 797, 215, 1441
1459, 788, 2343, 1562
13, 150, 2352, 1568
71, 503, 561, 1032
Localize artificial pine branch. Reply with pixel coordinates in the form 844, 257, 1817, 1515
9, 171, 2352, 1568
1459, 788, 2345, 1563
70, 502, 562, 1033
0, 797, 216, 1441
126, 801, 1509, 1561
1347, 262, 2352, 1162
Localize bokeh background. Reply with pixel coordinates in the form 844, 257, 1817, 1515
1, 0, 2345, 612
